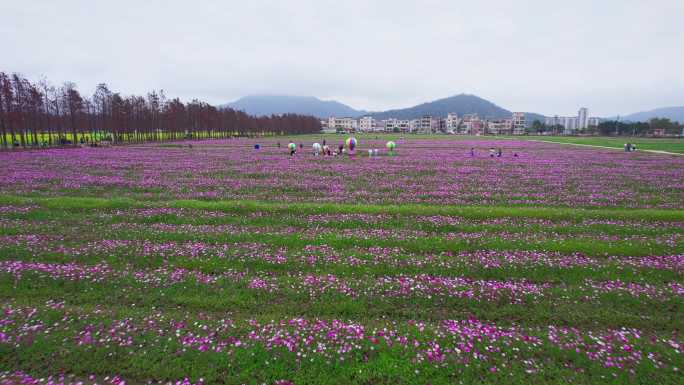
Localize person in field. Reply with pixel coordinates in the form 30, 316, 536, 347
470, 147, 475, 157
497, 148, 502, 157
489, 147, 495, 157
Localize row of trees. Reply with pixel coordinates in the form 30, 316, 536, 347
0, 71, 321, 148
530, 118, 683, 136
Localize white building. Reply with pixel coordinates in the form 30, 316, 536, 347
562, 116, 579, 135
327, 117, 358, 132
397, 119, 410, 132
414, 116, 437, 133
460, 114, 483, 135
562, 117, 578, 134
383, 118, 410, 133
431, 117, 441, 133
545, 115, 578, 134
512, 112, 526, 135
321, 119, 335, 133
358, 116, 375, 132
486, 119, 512, 135
383, 119, 397, 132
578, 108, 588, 129
546, 108, 600, 134
483, 113, 526, 135
587, 117, 600, 127
544, 116, 558, 127
409, 119, 420, 132
445, 113, 460, 133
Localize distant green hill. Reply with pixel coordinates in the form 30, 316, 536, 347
223, 93, 542, 123
622, 107, 684, 123
224, 95, 365, 118
367, 94, 512, 120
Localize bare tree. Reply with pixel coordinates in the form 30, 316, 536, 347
0, 72, 322, 149
62, 82, 83, 145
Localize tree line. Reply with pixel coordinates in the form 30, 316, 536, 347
0, 71, 321, 148
593, 118, 682, 137
531, 118, 683, 137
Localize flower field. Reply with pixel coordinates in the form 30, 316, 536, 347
1, 138, 683, 208
0, 137, 683, 384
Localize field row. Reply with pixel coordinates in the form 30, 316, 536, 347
1, 138, 683, 208
1, 203, 682, 334
1, 299, 682, 385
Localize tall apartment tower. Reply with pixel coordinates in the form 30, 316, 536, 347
578, 108, 588, 130
511, 112, 526, 134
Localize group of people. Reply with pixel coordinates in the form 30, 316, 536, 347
275, 141, 522, 158
367, 149, 381, 157
488, 147, 502, 157
470, 147, 518, 158
314, 142, 347, 157
278, 139, 344, 157
624, 143, 638, 152
273, 138, 396, 158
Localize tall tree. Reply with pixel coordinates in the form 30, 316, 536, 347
0, 71, 322, 148
62, 82, 83, 145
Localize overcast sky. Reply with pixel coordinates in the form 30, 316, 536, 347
1, 0, 682, 116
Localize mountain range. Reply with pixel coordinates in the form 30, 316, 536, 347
225, 95, 366, 118
223, 95, 682, 123
621, 107, 684, 123
366, 94, 512, 120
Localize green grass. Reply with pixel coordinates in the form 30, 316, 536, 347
1, 193, 683, 384
3, 194, 684, 222
6, 131, 682, 154
518, 136, 684, 154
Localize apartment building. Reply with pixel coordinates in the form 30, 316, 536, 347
544, 108, 600, 134
327, 117, 358, 132
460, 114, 483, 135
412, 116, 437, 133
320, 111, 528, 136
409, 119, 419, 132
445, 113, 460, 133
578, 108, 588, 129
511, 112, 526, 135
358, 116, 375, 132
320, 119, 336, 134
486, 119, 512, 135
383, 118, 410, 133
384, 119, 398, 132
